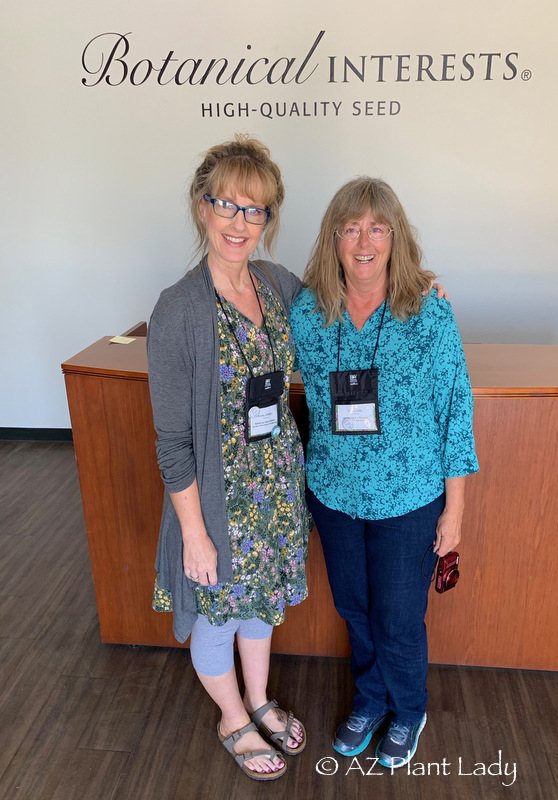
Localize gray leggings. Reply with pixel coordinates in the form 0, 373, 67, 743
190, 614, 273, 677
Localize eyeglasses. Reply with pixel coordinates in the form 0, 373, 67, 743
203, 195, 270, 225
335, 224, 393, 241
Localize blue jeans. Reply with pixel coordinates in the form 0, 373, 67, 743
306, 488, 443, 726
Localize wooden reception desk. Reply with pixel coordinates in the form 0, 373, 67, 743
62, 334, 558, 670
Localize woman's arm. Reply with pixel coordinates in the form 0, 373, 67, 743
147, 289, 197, 492
148, 290, 218, 585
170, 480, 218, 586
430, 303, 478, 556
434, 475, 466, 556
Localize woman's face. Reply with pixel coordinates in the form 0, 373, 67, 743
336, 208, 392, 294
200, 184, 266, 271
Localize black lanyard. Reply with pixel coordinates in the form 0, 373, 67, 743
336, 299, 387, 371
215, 271, 277, 376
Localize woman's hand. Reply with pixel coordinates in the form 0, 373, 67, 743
434, 476, 466, 556
423, 280, 449, 301
433, 509, 462, 557
170, 480, 218, 586
182, 529, 218, 586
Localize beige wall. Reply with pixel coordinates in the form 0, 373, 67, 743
1, 0, 557, 426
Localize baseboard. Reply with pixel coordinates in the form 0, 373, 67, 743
0, 428, 73, 442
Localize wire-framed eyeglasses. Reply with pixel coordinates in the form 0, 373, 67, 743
335, 224, 393, 241
203, 195, 270, 225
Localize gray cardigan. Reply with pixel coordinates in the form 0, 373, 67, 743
147, 256, 302, 642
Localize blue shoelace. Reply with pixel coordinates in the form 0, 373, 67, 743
387, 722, 412, 744
346, 712, 371, 731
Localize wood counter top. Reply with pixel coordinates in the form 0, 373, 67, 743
63, 339, 558, 397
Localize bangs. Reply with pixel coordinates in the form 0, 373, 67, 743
211, 160, 277, 209
335, 181, 393, 227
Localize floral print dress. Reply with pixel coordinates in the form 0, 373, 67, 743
153, 280, 309, 625
194, 283, 308, 625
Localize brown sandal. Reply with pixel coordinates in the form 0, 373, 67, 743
250, 699, 307, 756
217, 722, 287, 781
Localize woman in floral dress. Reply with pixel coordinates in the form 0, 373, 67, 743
147, 135, 309, 781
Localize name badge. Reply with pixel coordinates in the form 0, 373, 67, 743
329, 368, 381, 436
245, 370, 284, 442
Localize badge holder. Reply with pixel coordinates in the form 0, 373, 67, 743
245, 370, 284, 442
330, 368, 381, 435
329, 301, 386, 436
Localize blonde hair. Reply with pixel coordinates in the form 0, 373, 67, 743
304, 177, 436, 325
189, 134, 284, 256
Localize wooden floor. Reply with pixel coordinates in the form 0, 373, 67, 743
0, 442, 556, 800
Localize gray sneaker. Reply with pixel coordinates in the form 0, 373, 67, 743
376, 713, 427, 768
333, 711, 389, 756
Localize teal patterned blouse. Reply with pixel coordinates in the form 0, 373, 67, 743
289, 288, 479, 520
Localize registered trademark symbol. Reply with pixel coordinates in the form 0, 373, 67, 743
521, 70, 532, 81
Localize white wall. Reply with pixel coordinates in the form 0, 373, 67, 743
1, 0, 557, 428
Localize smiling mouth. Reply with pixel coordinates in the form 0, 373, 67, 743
355, 255, 375, 262
223, 234, 247, 244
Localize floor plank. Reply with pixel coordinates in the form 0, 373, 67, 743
50, 749, 130, 800
0, 442, 556, 800
0, 676, 119, 800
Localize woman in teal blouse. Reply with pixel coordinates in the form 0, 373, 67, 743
290, 177, 478, 769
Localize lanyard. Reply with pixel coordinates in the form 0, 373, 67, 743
215, 271, 277, 377
336, 300, 387, 371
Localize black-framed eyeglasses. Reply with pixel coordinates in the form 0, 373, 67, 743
203, 194, 270, 225
335, 224, 393, 241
